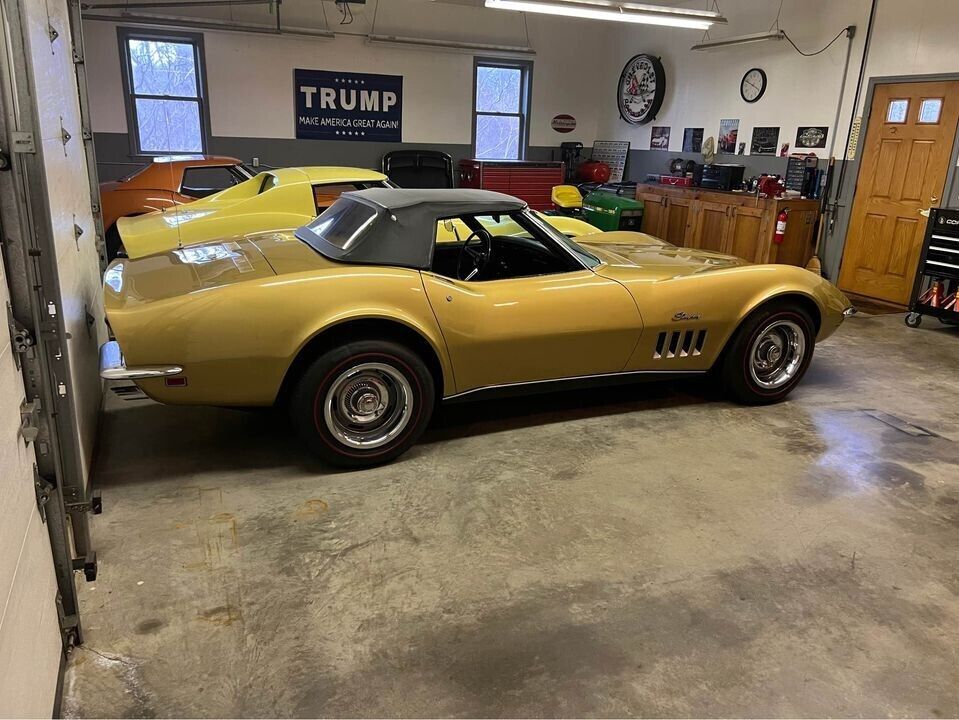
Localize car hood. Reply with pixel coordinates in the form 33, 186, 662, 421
580, 240, 748, 280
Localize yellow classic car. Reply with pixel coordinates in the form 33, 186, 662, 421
100, 188, 854, 468
115, 166, 393, 259
116, 165, 599, 259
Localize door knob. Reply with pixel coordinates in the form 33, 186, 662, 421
931, 196, 940, 204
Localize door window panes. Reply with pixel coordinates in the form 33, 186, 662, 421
886, 99, 909, 123
919, 98, 943, 124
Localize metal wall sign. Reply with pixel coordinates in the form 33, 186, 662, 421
294, 69, 403, 142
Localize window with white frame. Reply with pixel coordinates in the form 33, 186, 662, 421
472, 59, 532, 160
120, 29, 207, 155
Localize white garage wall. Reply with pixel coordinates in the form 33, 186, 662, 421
595, 0, 870, 158
83, 0, 605, 152
595, 0, 959, 159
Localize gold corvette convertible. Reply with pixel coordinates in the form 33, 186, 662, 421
100, 189, 853, 467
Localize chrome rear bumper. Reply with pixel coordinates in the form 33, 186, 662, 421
99, 341, 182, 380
843, 307, 857, 317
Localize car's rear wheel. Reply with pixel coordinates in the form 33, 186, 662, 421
719, 302, 815, 404
289, 340, 434, 467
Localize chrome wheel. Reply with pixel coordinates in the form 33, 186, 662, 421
323, 362, 413, 450
748, 319, 806, 390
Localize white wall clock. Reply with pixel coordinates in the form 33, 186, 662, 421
740, 68, 767, 103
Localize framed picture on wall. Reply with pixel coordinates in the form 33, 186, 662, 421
682, 127, 704, 153
718, 119, 739, 154
795, 126, 828, 149
650, 126, 671, 150
750, 126, 780, 155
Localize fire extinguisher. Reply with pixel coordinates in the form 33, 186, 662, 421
774, 208, 789, 244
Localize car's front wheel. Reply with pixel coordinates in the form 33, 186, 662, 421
290, 340, 435, 468
720, 302, 815, 404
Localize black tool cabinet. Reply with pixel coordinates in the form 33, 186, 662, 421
905, 208, 959, 327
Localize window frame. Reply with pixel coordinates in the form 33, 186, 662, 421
471, 57, 533, 161
117, 27, 211, 158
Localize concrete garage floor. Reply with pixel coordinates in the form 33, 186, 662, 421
64, 313, 959, 718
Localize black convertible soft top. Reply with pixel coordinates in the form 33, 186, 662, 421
294, 188, 527, 269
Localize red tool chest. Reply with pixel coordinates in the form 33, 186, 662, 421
458, 159, 565, 211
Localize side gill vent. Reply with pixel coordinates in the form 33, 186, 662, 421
653, 329, 708, 359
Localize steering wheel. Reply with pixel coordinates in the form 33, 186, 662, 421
456, 230, 493, 281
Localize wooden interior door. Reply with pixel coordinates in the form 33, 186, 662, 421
839, 80, 959, 305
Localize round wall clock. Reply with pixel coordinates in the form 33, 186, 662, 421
618, 54, 665, 125
740, 68, 767, 103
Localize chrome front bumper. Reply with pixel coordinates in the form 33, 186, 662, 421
99, 341, 182, 381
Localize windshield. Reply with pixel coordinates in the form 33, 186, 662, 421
525, 211, 601, 268
299, 197, 378, 252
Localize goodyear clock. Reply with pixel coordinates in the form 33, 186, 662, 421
617, 54, 665, 125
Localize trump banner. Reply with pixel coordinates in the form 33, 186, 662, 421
294, 68, 403, 142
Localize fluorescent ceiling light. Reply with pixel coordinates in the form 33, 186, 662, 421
691, 30, 785, 51
485, 0, 726, 30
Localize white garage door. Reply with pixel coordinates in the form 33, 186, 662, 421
0, 0, 106, 715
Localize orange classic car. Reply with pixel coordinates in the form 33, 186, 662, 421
99, 154, 254, 259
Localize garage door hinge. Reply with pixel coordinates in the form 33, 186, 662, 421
19, 399, 42, 444
10, 131, 35, 153
64, 486, 103, 516
7, 303, 34, 369
34, 467, 54, 523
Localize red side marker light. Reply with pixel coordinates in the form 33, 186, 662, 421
165, 377, 188, 387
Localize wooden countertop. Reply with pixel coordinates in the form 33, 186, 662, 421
637, 183, 821, 210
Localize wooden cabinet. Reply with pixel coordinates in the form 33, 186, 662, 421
690, 201, 731, 254
637, 191, 695, 246
727, 206, 767, 262
636, 184, 819, 267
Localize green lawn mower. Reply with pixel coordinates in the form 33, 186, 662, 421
549, 182, 644, 232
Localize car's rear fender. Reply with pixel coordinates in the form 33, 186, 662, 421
111, 265, 453, 407
275, 316, 452, 408
619, 265, 846, 371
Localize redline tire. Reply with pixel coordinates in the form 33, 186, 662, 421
289, 340, 434, 468
720, 303, 815, 405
